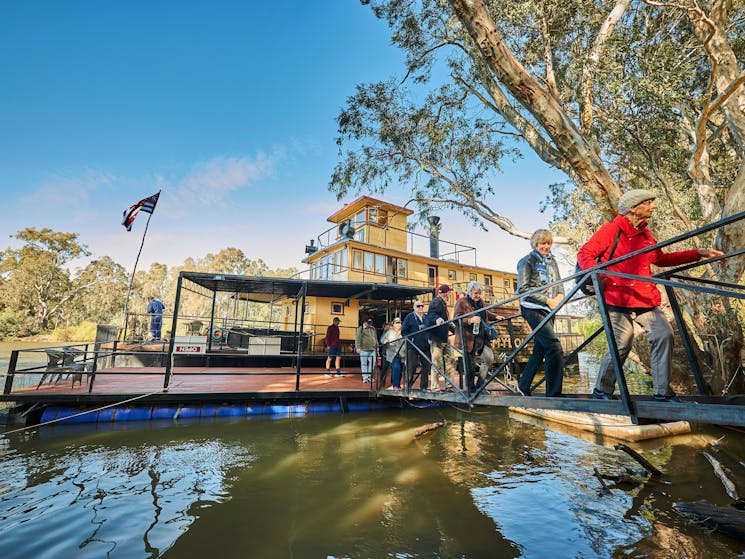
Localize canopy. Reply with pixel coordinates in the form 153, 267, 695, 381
179, 272, 433, 303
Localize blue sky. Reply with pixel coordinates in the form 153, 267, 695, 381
0, 1, 566, 276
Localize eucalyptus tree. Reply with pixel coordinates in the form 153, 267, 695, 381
335, 0, 745, 392
67, 256, 129, 325
0, 228, 90, 332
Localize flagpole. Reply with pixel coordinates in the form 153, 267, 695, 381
121, 191, 160, 340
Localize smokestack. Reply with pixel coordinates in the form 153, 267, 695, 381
427, 216, 441, 259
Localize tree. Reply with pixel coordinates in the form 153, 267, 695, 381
67, 256, 129, 325
334, 0, 745, 393
0, 228, 90, 331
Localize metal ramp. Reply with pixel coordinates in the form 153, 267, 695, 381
379, 210, 745, 428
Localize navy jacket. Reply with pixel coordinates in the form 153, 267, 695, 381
401, 311, 429, 350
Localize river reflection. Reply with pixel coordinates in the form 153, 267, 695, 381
1, 407, 745, 558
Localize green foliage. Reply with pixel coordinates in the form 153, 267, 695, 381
0, 309, 31, 339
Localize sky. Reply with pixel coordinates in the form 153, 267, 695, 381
0, 1, 567, 277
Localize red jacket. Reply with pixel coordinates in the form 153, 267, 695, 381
577, 215, 701, 308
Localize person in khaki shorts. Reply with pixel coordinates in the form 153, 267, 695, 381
424, 284, 458, 391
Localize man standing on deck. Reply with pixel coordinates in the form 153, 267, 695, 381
324, 317, 344, 378
146, 296, 165, 341
401, 299, 431, 390
425, 284, 458, 391
355, 317, 378, 384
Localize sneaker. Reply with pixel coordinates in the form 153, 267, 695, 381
653, 393, 681, 402
324, 372, 332, 378
393, 386, 402, 391
335, 372, 345, 377
362, 376, 372, 383
592, 388, 615, 400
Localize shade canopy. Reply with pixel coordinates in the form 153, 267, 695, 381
179, 272, 434, 303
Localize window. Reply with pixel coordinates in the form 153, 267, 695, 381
397, 259, 407, 279
469, 273, 477, 282
352, 250, 363, 270
448, 269, 457, 281
364, 252, 374, 272
369, 207, 388, 226
375, 254, 385, 275
484, 275, 493, 295
331, 302, 344, 315
428, 266, 437, 286
333, 248, 347, 273
354, 210, 366, 226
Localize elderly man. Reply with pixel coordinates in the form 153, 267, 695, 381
424, 284, 459, 391
401, 299, 431, 390
578, 189, 723, 402
355, 317, 379, 384
453, 281, 499, 393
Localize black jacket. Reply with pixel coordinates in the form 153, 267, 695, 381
424, 296, 451, 343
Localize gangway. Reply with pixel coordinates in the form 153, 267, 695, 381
379, 210, 745, 428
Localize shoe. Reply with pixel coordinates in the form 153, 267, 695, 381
393, 386, 402, 391
324, 372, 332, 378
518, 387, 531, 396
653, 393, 681, 402
592, 389, 615, 400
335, 372, 345, 377
362, 377, 371, 383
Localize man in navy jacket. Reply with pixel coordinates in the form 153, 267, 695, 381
401, 299, 431, 390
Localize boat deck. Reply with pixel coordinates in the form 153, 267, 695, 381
2, 366, 376, 404
5, 364, 745, 429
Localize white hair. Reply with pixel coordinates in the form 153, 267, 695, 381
466, 280, 483, 294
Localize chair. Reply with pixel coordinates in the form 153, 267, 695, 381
37, 348, 89, 389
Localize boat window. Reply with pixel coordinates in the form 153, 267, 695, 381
352, 250, 363, 270
375, 254, 385, 275
364, 252, 374, 272
397, 259, 407, 279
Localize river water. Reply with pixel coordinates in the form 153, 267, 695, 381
2, 343, 745, 558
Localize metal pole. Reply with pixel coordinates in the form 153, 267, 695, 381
665, 285, 708, 395
164, 273, 183, 389
593, 274, 637, 423
295, 282, 308, 391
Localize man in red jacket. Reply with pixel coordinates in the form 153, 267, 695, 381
577, 189, 723, 402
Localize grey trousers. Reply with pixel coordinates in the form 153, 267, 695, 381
594, 306, 674, 397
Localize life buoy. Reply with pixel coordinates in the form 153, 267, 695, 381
210, 328, 224, 342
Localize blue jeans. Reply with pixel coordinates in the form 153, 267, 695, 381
150, 315, 162, 340
360, 350, 376, 381
595, 306, 673, 397
519, 307, 563, 396
390, 356, 402, 388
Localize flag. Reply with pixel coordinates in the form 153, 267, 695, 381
122, 192, 160, 231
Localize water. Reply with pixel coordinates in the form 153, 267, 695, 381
2, 342, 745, 558
1, 408, 745, 558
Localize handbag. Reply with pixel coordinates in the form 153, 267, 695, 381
576, 227, 622, 295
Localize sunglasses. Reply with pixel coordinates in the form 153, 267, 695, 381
415, 304, 424, 308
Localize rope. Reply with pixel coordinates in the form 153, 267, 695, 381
1, 390, 164, 436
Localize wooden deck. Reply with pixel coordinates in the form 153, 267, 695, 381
2, 366, 376, 404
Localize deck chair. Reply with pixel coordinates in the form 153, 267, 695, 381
37, 348, 88, 389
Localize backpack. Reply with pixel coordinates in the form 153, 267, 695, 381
575, 227, 622, 296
